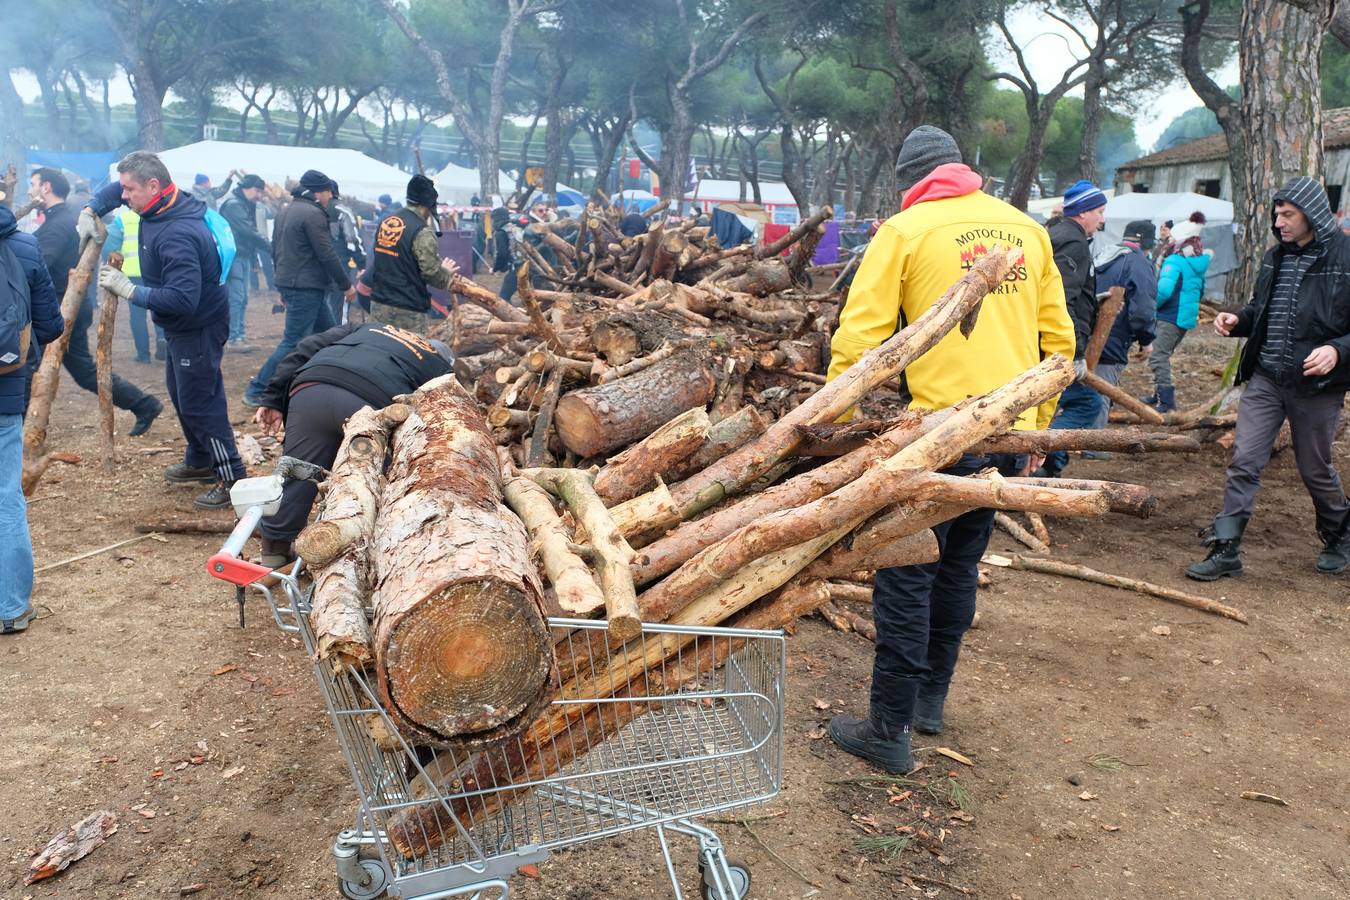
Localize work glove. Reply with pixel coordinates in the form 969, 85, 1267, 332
76, 207, 100, 244
1073, 358, 1089, 382
98, 265, 136, 300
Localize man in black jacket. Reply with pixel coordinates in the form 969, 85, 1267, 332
367, 174, 456, 334
243, 170, 353, 406
28, 167, 161, 435
250, 322, 451, 566
219, 173, 270, 352
1189, 176, 1350, 580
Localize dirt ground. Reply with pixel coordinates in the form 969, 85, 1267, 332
3, 289, 1348, 900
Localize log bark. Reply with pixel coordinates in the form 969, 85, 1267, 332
503, 476, 605, 616
22, 226, 103, 495
449, 273, 530, 324
1080, 370, 1165, 425
591, 320, 641, 366
96, 253, 124, 470
598, 342, 675, 383
371, 374, 553, 750
802, 529, 939, 580
554, 352, 716, 458
526, 365, 565, 467
993, 512, 1050, 553
716, 258, 794, 296
907, 472, 1109, 518
593, 406, 709, 505
995, 554, 1249, 624
609, 478, 681, 547
974, 428, 1199, 455
663, 406, 767, 484
757, 206, 832, 259
1008, 477, 1157, 518
663, 246, 1018, 521
1084, 286, 1124, 370
306, 404, 409, 670
25, 809, 118, 885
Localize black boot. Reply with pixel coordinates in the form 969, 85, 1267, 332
1152, 386, 1176, 413
129, 396, 163, 437
1185, 515, 1247, 581
165, 462, 217, 484
1316, 519, 1350, 575
194, 481, 234, 510
913, 690, 947, 735
828, 713, 913, 773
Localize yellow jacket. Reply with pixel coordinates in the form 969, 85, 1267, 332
828, 184, 1074, 430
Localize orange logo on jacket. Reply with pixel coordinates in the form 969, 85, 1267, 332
375, 215, 405, 257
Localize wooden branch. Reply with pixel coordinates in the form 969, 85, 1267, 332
993, 512, 1050, 553
988, 554, 1249, 624
527, 365, 565, 467
593, 406, 709, 505
1007, 477, 1157, 518
97, 252, 124, 470
503, 476, 605, 616
1085, 287, 1124, 370
598, 342, 675, 383
448, 273, 530, 324
756, 206, 832, 259
1026, 511, 1051, 546
907, 472, 1109, 517
609, 478, 681, 547
515, 262, 565, 353
529, 468, 640, 640
1080, 370, 1165, 425
974, 428, 1200, 455
802, 529, 939, 580
135, 517, 233, 534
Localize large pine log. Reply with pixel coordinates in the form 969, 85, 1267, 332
22, 226, 103, 494
554, 352, 716, 458
715, 258, 795, 296
371, 375, 554, 750
974, 428, 1200, 455
593, 406, 710, 504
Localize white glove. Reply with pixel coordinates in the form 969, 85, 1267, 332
98, 266, 136, 300
1073, 358, 1089, 381
77, 207, 99, 244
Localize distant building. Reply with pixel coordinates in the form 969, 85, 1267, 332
1114, 107, 1350, 213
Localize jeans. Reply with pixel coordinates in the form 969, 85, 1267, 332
1043, 380, 1105, 476
870, 453, 1024, 729
246, 286, 335, 400
1091, 363, 1125, 429
0, 413, 33, 619
1219, 372, 1350, 536
1148, 321, 1187, 393
227, 256, 252, 342
165, 319, 246, 484
260, 384, 369, 543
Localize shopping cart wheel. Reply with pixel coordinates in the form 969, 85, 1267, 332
698, 856, 751, 900
337, 858, 389, 899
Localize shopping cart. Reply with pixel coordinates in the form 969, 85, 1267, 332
207, 473, 786, 899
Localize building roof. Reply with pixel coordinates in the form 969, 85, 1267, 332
1119, 107, 1350, 171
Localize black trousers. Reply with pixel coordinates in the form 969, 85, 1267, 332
64, 293, 156, 414
870, 453, 1025, 730
164, 317, 246, 485
260, 383, 368, 542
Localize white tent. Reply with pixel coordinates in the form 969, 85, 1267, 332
692, 179, 797, 208
433, 161, 512, 206
143, 140, 415, 204
1101, 191, 1233, 243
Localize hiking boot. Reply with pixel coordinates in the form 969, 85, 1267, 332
828, 715, 913, 774
1080, 451, 1114, 461
155, 341, 167, 361
1152, 386, 1176, 413
129, 397, 163, 437
1186, 515, 1247, 581
1316, 522, 1350, 575
913, 691, 947, 735
1, 605, 35, 635
1137, 390, 1158, 406
259, 538, 295, 570
165, 462, 217, 484
226, 339, 258, 354
194, 482, 234, 510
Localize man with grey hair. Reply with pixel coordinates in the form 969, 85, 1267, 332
86, 150, 246, 510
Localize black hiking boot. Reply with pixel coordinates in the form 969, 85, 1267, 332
913, 691, 947, 736
194, 481, 234, 510
828, 714, 913, 774
1316, 521, 1350, 575
129, 397, 162, 437
1152, 386, 1177, 413
1185, 515, 1247, 581
165, 462, 217, 484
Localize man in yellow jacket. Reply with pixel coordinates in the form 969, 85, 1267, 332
827, 125, 1075, 774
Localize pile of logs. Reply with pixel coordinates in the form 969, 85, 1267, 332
293, 236, 1213, 861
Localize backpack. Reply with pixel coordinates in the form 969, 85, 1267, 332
0, 236, 32, 375
203, 208, 236, 285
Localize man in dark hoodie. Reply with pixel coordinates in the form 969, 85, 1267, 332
89, 151, 247, 510
242, 170, 353, 406
1, 203, 65, 634
219, 173, 270, 352
29, 167, 162, 434
1189, 177, 1350, 580
249, 322, 452, 566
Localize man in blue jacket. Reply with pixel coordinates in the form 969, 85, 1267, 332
1, 203, 65, 634
88, 151, 246, 510
1090, 220, 1157, 427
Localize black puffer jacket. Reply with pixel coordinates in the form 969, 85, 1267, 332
271, 194, 351, 291
1048, 217, 1098, 358
1232, 176, 1350, 396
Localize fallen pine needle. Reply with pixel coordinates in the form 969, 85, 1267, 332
881, 869, 974, 895
933, 747, 975, 767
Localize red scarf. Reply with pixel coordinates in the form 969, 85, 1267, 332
900, 163, 984, 211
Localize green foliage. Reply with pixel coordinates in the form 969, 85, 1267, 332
1322, 34, 1350, 109
973, 90, 1140, 190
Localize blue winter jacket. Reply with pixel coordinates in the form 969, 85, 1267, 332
1095, 243, 1157, 366
1156, 251, 1211, 330
88, 182, 227, 336
0, 205, 64, 415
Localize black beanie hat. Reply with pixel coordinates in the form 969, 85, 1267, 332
298, 169, 331, 194
407, 174, 439, 208
238, 173, 266, 191
1123, 219, 1156, 250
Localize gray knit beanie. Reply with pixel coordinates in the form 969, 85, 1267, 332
894, 126, 963, 192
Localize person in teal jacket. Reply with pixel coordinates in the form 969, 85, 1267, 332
1144, 212, 1212, 411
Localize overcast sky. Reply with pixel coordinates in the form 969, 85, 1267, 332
12, 9, 1237, 154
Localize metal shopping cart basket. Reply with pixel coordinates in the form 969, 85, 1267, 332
207, 472, 786, 900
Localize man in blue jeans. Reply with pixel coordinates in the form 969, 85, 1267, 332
219, 174, 270, 352
243, 170, 353, 407
1, 203, 66, 634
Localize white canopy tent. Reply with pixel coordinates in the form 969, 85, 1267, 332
433, 161, 511, 206
1101, 190, 1233, 243
140, 140, 415, 204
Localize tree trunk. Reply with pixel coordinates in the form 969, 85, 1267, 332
1006, 106, 1052, 211
371, 375, 553, 750
1237, 0, 1331, 304
128, 59, 168, 151
1076, 60, 1105, 185
0, 71, 27, 178
554, 353, 717, 458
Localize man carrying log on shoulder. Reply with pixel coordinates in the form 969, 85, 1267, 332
1188, 177, 1350, 580
250, 322, 452, 567
824, 125, 1075, 773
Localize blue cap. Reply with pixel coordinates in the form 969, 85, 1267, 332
1063, 180, 1107, 218
194, 173, 210, 186
378, 193, 392, 205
